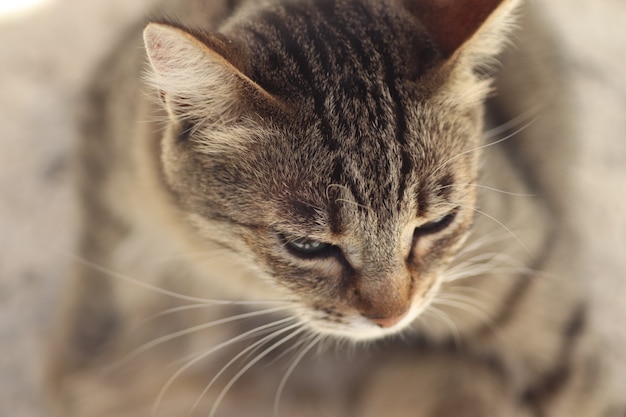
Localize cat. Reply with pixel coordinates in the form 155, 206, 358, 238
45, 0, 624, 416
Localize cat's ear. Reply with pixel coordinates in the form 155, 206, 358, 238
143, 22, 280, 123
404, 0, 520, 63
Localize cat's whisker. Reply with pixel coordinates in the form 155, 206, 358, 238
207, 325, 307, 417
445, 251, 528, 279
273, 334, 322, 417
142, 247, 234, 264
413, 310, 438, 335
447, 244, 557, 284
152, 316, 297, 417
326, 184, 371, 212
449, 255, 519, 274
431, 298, 491, 324
432, 297, 499, 337
141, 300, 292, 324
446, 203, 535, 258
445, 268, 527, 283
425, 306, 463, 350
233, 306, 314, 367
440, 286, 496, 311
443, 285, 492, 298
445, 267, 560, 288
431, 114, 539, 179
310, 333, 335, 359
110, 306, 294, 372
141, 303, 223, 324
294, 199, 325, 213
60, 251, 280, 306
445, 252, 533, 281
188, 324, 304, 415
447, 251, 522, 273
436, 182, 538, 198
453, 230, 516, 259
334, 198, 370, 211
448, 242, 524, 273
445, 266, 539, 283
439, 289, 513, 340
434, 293, 492, 317
263, 330, 313, 368
482, 104, 543, 141
169, 319, 288, 369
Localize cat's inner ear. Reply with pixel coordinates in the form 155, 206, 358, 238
143, 23, 279, 122
404, 0, 517, 61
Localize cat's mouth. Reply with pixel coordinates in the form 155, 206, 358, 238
300, 303, 418, 341
299, 281, 441, 341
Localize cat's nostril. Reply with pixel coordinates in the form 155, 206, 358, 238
368, 310, 409, 328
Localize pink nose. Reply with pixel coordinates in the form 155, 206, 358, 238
368, 310, 409, 328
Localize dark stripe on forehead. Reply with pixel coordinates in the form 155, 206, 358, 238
326, 178, 344, 235
414, 173, 455, 216
325, 5, 391, 134
435, 173, 455, 199
327, 201, 343, 234
330, 157, 366, 208
326, 161, 349, 235
341, 2, 401, 139
356, 8, 409, 212
259, 10, 337, 150
321, 4, 373, 71
283, 3, 332, 72
416, 182, 430, 216
398, 149, 414, 207
367, 26, 407, 147
303, 2, 387, 138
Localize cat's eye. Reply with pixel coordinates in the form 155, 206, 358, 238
414, 210, 457, 237
285, 237, 333, 258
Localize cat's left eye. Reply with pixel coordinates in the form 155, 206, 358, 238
285, 237, 332, 257
414, 210, 457, 237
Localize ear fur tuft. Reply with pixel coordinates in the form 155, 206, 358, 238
143, 23, 278, 153
405, 0, 522, 106
144, 23, 244, 122
402, 0, 521, 71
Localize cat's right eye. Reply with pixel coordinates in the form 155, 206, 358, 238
283, 236, 334, 258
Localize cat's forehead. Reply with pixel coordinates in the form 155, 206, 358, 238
231, 0, 440, 98
218, 0, 482, 232
259, 115, 476, 238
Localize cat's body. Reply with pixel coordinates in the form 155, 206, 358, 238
46, 0, 623, 416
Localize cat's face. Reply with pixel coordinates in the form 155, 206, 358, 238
145, 0, 516, 340
236, 107, 480, 341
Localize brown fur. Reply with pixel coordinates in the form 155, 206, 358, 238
46, 0, 618, 416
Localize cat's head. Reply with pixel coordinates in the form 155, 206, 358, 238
143, 0, 520, 340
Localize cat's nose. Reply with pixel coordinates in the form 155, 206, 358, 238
368, 310, 409, 328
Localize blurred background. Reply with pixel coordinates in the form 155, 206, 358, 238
0, 0, 625, 416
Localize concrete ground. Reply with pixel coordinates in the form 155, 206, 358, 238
1, 0, 624, 416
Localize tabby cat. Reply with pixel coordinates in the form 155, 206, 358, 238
46, 0, 622, 416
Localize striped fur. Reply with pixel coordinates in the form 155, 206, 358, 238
46, 0, 616, 416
